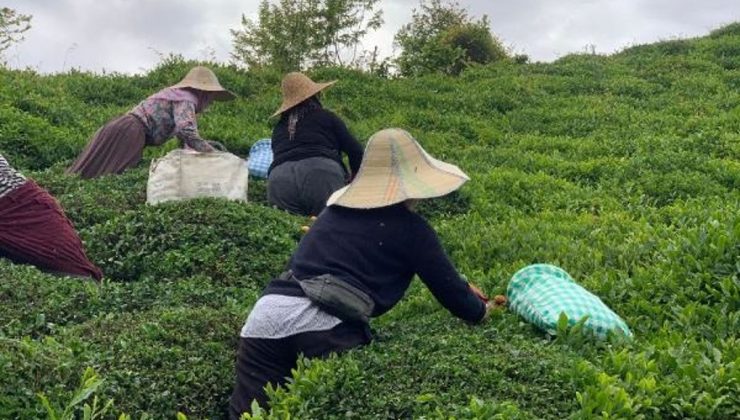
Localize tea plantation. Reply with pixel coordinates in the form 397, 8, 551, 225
1, 25, 738, 419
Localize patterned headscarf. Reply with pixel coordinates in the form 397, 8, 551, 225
148, 87, 215, 113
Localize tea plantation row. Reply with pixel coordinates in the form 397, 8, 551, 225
0, 24, 738, 419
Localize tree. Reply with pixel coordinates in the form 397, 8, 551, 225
394, 0, 507, 76
231, 0, 383, 71
0, 7, 32, 60
231, 0, 316, 71
442, 18, 508, 75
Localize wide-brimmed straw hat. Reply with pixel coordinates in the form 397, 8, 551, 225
171, 66, 236, 101
271, 72, 336, 117
326, 128, 470, 209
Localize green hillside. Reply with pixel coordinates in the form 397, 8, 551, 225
1, 24, 738, 419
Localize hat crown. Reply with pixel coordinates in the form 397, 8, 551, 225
368, 127, 412, 151
281, 72, 316, 100
183, 66, 218, 85
271, 72, 336, 117
172, 66, 235, 100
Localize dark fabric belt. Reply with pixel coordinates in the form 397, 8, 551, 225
260, 277, 306, 298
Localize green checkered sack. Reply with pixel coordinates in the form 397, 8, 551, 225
507, 264, 632, 339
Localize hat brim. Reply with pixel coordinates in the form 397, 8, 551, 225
270, 80, 336, 118
326, 128, 470, 209
211, 89, 237, 101
326, 155, 469, 209
170, 81, 236, 101
326, 174, 468, 209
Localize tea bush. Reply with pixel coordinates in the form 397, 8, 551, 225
1, 23, 739, 419
84, 199, 301, 285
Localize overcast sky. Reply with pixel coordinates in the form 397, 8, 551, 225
3, 0, 739, 74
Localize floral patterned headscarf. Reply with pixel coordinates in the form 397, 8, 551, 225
148, 87, 215, 113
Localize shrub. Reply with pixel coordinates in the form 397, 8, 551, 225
441, 21, 508, 75
84, 199, 301, 285
30, 164, 149, 228
64, 306, 245, 418
0, 104, 79, 170
709, 22, 740, 38
394, 0, 508, 76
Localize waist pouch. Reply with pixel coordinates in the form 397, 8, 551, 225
282, 271, 374, 323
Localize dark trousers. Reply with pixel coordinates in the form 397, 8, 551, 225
267, 157, 346, 216
229, 322, 370, 419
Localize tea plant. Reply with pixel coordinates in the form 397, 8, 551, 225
1, 23, 738, 419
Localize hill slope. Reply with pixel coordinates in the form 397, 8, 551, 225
0, 25, 738, 419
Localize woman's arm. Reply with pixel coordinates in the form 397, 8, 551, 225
412, 218, 487, 323
173, 101, 215, 152
330, 112, 364, 176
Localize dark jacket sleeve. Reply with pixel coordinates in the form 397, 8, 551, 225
328, 111, 363, 176
411, 216, 486, 323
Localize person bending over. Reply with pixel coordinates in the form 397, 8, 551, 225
230, 128, 500, 418
1, 153, 102, 280
67, 66, 235, 179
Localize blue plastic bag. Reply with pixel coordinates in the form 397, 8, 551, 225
247, 139, 272, 179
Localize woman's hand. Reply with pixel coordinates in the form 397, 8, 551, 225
481, 295, 507, 322
181, 138, 216, 153
207, 140, 227, 152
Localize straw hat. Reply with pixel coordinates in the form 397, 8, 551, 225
171, 66, 236, 101
326, 128, 470, 209
271, 72, 336, 117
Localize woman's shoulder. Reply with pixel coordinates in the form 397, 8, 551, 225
144, 87, 198, 104
311, 107, 343, 123
328, 203, 427, 225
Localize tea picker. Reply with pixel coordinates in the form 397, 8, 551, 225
0, 153, 102, 280
67, 66, 236, 179
229, 128, 501, 418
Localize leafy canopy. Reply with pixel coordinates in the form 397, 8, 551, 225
394, 0, 507, 76
231, 0, 383, 72
0, 7, 32, 61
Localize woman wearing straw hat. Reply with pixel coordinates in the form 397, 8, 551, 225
67, 66, 235, 179
267, 72, 364, 216
229, 128, 501, 417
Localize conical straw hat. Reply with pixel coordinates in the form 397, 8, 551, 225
271, 72, 336, 117
171, 66, 236, 101
327, 128, 470, 209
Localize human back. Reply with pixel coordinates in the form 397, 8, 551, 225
288, 203, 419, 316
270, 105, 353, 174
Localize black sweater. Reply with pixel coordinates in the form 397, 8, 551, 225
263, 204, 486, 323
269, 108, 364, 176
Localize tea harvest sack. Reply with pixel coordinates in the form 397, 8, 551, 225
147, 149, 248, 205
507, 264, 632, 339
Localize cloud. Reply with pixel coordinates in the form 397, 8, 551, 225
3, 0, 739, 74
468, 0, 740, 60
4, 0, 245, 73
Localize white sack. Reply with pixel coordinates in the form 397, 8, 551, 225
147, 149, 248, 205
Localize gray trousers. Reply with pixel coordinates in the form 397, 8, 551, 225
267, 157, 346, 216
